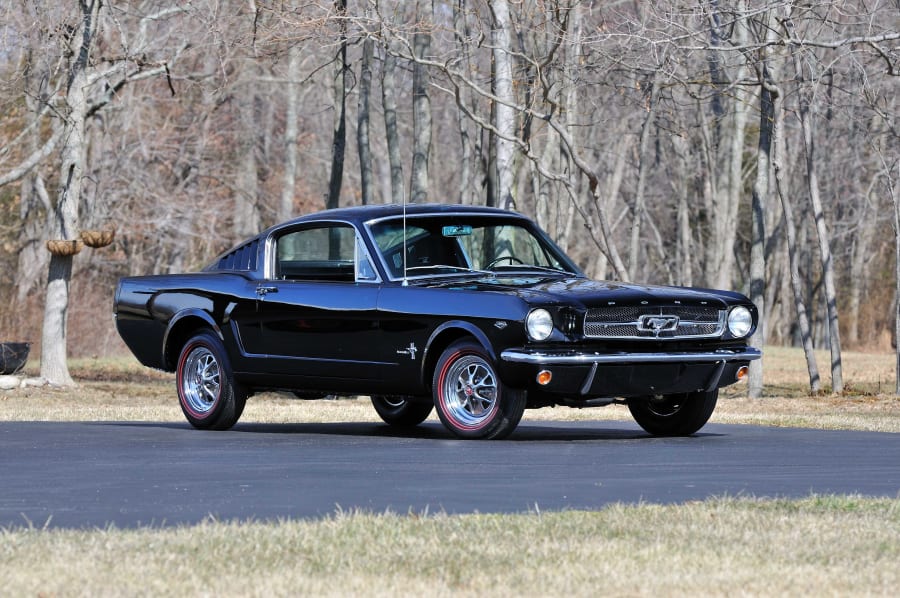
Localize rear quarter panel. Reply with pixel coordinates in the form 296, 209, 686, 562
114, 273, 256, 371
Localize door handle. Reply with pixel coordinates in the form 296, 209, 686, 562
257, 286, 278, 296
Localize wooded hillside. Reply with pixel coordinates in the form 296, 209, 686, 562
0, 1, 897, 392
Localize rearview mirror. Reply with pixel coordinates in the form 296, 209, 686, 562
442, 225, 473, 237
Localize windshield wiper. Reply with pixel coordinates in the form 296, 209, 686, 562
491, 264, 571, 275
405, 265, 495, 276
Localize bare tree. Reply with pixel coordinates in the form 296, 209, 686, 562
357, 34, 375, 205
773, 78, 821, 393
327, 0, 349, 210
280, 44, 303, 221
0, 2, 186, 385
488, 0, 516, 209
409, 0, 433, 203
381, 47, 405, 204
786, 15, 844, 393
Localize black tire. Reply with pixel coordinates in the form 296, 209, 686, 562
432, 340, 525, 440
627, 390, 718, 437
176, 330, 246, 430
371, 396, 433, 427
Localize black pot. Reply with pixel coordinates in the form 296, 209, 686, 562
0, 342, 30, 375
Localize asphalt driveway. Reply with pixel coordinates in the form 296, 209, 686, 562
1, 420, 897, 528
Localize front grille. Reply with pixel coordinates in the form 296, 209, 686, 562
584, 306, 725, 339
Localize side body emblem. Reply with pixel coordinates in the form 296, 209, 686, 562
396, 342, 418, 360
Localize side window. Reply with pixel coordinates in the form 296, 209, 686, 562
275, 225, 356, 281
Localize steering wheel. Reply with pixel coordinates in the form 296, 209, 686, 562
485, 255, 525, 269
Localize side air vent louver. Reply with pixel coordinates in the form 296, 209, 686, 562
217, 240, 259, 272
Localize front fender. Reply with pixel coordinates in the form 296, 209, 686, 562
421, 320, 498, 388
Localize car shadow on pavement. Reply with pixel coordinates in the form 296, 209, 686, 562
96, 420, 723, 442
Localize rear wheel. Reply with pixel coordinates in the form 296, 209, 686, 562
371, 396, 433, 427
432, 340, 525, 440
627, 390, 718, 437
176, 330, 246, 430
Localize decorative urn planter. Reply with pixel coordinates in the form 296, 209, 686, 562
0, 342, 30, 375
80, 229, 116, 248
46, 239, 84, 256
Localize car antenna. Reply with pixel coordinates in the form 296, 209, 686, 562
402, 196, 408, 286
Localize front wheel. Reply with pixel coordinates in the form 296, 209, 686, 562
627, 390, 718, 437
371, 395, 433, 427
176, 330, 246, 430
432, 340, 525, 440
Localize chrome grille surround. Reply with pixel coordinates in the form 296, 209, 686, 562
584, 306, 726, 340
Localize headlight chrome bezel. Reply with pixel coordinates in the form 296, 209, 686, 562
526, 308, 554, 341
727, 306, 753, 338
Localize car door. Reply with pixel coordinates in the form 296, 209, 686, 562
253, 222, 386, 382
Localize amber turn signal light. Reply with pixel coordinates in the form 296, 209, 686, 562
736, 366, 749, 382
537, 370, 553, 386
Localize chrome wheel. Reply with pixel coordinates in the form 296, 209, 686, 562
176, 331, 246, 430
433, 340, 526, 439
440, 354, 498, 428
181, 346, 221, 415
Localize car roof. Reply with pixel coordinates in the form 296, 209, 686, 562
207, 204, 534, 273
272, 203, 525, 231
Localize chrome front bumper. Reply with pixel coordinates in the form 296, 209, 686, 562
500, 346, 762, 366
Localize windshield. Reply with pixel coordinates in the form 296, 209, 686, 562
368, 216, 579, 280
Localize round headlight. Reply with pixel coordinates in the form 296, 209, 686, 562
727, 306, 753, 338
526, 309, 554, 341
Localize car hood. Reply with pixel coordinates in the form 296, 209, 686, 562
420, 275, 749, 309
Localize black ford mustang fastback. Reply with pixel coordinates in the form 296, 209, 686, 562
115, 204, 760, 439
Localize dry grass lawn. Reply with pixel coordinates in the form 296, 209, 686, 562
2, 345, 899, 432
1, 496, 898, 597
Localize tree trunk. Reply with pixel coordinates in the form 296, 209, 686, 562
235, 84, 261, 239
409, 0, 432, 204
896, 190, 900, 394
846, 181, 876, 346
357, 35, 375, 205
16, 50, 52, 302
382, 50, 404, 205
453, 0, 474, 205
793, 51, 843, 394
489, 0, 516, 210
41, 0, 103, 386
888, 167, 900, 394
280, 44, 301, 222
748, 81, 773, 399
773, 84, 820, 393
747, 9, 776, 399
716, 87, 749, 290
628, 75, 661, 279
670, 134, 694, 287
326, 0, 348, 211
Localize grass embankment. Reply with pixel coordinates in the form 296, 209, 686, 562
2, 347, 898, 596
2, 496, 898, 597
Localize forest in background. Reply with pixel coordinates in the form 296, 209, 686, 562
0, 1, 897, 393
